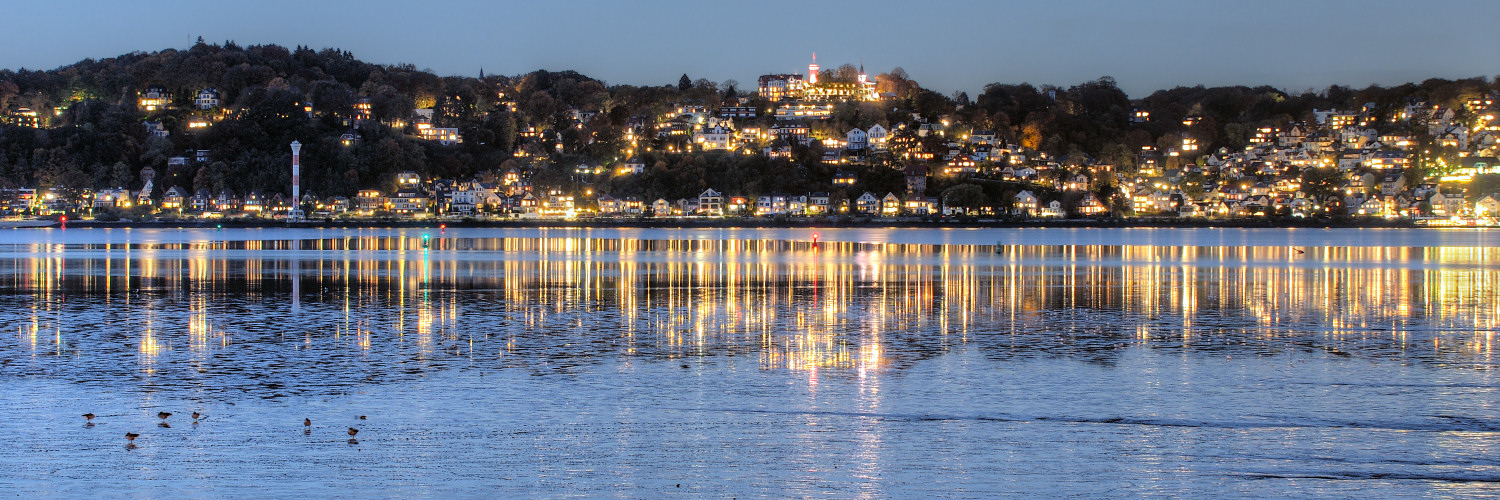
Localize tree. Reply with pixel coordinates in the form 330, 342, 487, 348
107, 161, 133, 188
942, 184, 985, 214
678, 74, 692, 92
1300, 167, 1342, 208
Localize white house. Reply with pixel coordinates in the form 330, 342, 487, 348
854, 192, 880, 214
1013, 190, 1039, 216
846, 128, 868, 150
697, 189, 724, 215
195, 89, 220, 110
867, 124, 889, 149
1039, 200, 1065, 217
694, 125, 733, 150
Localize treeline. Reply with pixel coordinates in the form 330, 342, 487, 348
0, 41, 1496, 199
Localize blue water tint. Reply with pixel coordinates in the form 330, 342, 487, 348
0, 228, 1497, 497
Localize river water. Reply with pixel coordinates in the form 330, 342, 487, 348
0, 227, 1497, 497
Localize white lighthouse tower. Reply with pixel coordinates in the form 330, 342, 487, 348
289, 140, 304, 222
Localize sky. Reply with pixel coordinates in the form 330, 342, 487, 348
2, 0, 1496, 98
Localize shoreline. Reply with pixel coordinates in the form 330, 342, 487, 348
25, 216, 1443, 230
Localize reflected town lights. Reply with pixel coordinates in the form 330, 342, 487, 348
0, 236, 1496, 378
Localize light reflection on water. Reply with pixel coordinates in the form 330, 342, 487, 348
0, 232, 1498, 496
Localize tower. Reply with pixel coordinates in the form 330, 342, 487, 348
289, 140, 304, 222
807, 53, 819, 85
858, 61, 867, 85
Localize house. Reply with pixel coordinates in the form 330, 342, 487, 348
214, 190, 239, 212
195, 89, 220, 110
618, 157, 646, 175
1062, 174, 1090, 192
833, 170, 858, 185
944, 155, 979, 174
417, 125, 462, 145
623, 196, 645, 215
446, 184, 481, 214
327, 196, 352, 214
854, 192, 880, 214
5, 107, 39, 128
143, 121, 169, 139
651, 198, 672, 216
1354, 195, 1387, 217
697, 189, 723, 215
770, 122, 810, 144
756, 193, 791, 215
355, 190, 385, 214
866, 124, 889, 149
93, 188, 131, 209
903, 194, 935, 215
904, 165, 928, 196
1380, 174, 1406, 196
340, 130, 363, 147
1429, 189, 1467, 216
719, 105, 757, 118
597, 194, 622, 215
880, 193, 902, 216
136, 181, 155, 208
162, 186, 188, 210
1077, 193, 1108, 216
1013, 190, 1039, 216
787, 195, 807, 215
138, 87, 170, 111
1476, 195, 1500, 217
190, 189, 212, 212
540, 191, 575, 217
269, 193, 290, 215
1039, 200, 1065, 217
1459, 157, 1500, 177
242, 191, 265, 213
675, 198, 698, 215
693, 125, 732, 150
971, 129, 996, 145
807, 192, 831, 215
846, 128, 868, 150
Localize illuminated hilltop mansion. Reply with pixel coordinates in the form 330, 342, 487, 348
758, 55, 880, 103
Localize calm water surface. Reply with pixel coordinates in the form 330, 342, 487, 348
1, 227, 1498, 497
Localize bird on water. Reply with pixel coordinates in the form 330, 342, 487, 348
304, 418, 312, 427
82, 413, 95, 421
157, 412, 172, 420
125, 432, 139, 442
347, 428, 359, 437
192, 412, 203, 420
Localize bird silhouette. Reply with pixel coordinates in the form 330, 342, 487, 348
157, 412, 172, 420
125, 432, 139, 442
304, 418, 312, 427
82, 413, 95, 421
359, 415, 367, 420
347, 427, 359, 437
192, 412, 202, 420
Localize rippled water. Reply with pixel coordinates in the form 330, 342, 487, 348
1, 227, 1498, 497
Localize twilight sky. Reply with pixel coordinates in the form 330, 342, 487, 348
3, 0, 1495, 98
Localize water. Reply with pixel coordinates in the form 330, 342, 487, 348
1, 227, 1498, 497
